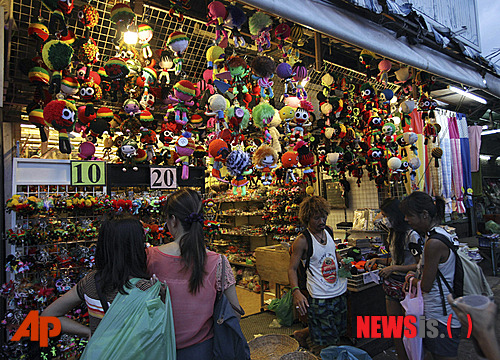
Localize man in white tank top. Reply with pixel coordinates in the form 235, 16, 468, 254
288, 196, 347, 347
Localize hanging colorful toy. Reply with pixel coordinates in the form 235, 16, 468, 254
104, 57, 130, 102
78, 4, 99, 39
138, 23, 154, 63
224, 4, 247, 47
251, 56, 275, 99
206, 1, 228, 47
166, 31, 189, 76
248, 12, 272, 53
252, 102, 275, 143
168, 80, 196, 126
284, 24, 305, 65
253, 144, 278, 186
275, 22, 291, 57
110, 3, 136, 46
42, 40, 74, 94
226, 150, 253, 196
292, 62, 308, 100
276, 62, 296, 98
43, 99, 77, 154
175, 132, 196, 180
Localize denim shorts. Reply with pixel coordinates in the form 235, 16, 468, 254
422, 321, 461, 357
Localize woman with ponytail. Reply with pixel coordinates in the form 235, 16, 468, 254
400, 191, 461, 360
147, 188, 242, 360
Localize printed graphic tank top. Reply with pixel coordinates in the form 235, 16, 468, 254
303, 229, 347, 299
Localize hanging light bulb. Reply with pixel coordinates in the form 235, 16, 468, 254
123, 24, 138, 45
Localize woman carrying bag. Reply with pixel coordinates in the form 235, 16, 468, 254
41, 214, 175, 359
147, 188, 248, 360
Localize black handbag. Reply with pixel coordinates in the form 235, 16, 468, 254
213, 255, 251, 360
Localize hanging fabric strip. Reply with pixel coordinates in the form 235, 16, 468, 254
448, 115, 466, 213
436, 109, 453, 214
457, 113, 473, 208
468, 125, 482, 172
410, 110, 426, 192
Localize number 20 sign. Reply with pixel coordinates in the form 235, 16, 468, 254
150, 167, 177, 189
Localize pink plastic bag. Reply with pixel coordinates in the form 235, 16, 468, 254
400, 281, 424, 360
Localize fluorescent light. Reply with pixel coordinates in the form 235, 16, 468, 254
480, 154, 492, 160
123, 24, 138, 45
448, 85, 487, 104
482, 129, 500, 136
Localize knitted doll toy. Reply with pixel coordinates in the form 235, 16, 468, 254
274, 23, 291, 57
206, 1, 228, 47
377, 59, 391, 85
279, 105, 296, 135
43, 99, 77, 154
57, 76, 79, 100
110, 3, 136, 46
166, 31, 189, 76
41, 0, 70, 36
28, 107, 49, 143
292, 62, 309, 100
289, 106, 313, 143
276, 62, 296, 98
79, 80, 102, 117
157, 50, 174, 89
251, 56, 275, 99
248, 12, 272, 53
78, 4, 99, 39
104, 57, 130, 102
205, 94, 228, 130
168, 80, 196, 126
76, 38, 100, 80
208, 138, 230, 181
226, 104, 250, 144
226, 149, 253, 196
359, 49, 376, 79
294, 140, 318, 185
118, 138, 139, 171
42, 40, 74, 94
78, 141, 98, 160
175, 132, 196, 180
85, 106, 112, 143
227, 56, 249, 96
140, 128, 158, 162
280, 150, 299, 185
252, 144, 278, 185
224, 4, 247, 47
284, 24, 305, 65
138, 23, 154, 63
252, 102, 275, 144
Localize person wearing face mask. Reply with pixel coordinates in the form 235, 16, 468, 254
288, 196, 347, 349
365, 198, 420, 360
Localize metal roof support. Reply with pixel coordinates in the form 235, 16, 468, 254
239, 0, 500, 99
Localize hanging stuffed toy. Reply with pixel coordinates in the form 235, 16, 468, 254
226, 150, 252, 196
140, 128, 158, 162
85, 106, 111, 143
284, 24, 305, 65
377, 59, 391, 85
408, 157, 421, 190
387, 156, 402, 182
208, 138, 230, 181
252, 102, 275, 143
280, 150, 299, 185
76, 37, 100, 81
205, 94, 228, 130
248, 12, 272, 53
175, 132, 196, 180
43, 99, 76, 154
168, 80, 196, 126
78, 4, 99, 39
57, 75, 79, 100
292, 62, 308, 100
138, 23, 154, 64
279, 105, 296, 135
227, 56, 250, 96
395, 66, 413, 95
275, 23, 291, 57
79, 80, 102, 117
423, 120, 440, 145
253, 144, 278, 185
104, 57, 130, 102
224, 4, 247, 47
110, 3, 136, 46
42, 40, 74, 94
28, 107, 49, 143
226, 104, 250, 145
431, 147, 443, 168
289, 106, 313, 143
139, 109, 157, 130
157, 50, 174, 89
251, 56, 275, 99
118, 138, 139, 171
294, 140, 318, 185
276, 62, 296, 98
166, 31, 189, 76
206, 1, 228, 47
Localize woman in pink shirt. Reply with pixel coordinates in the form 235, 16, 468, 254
147, 188, 243, 360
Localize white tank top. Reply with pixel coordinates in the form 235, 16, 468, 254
302, 229, 347, 299
420, 227, 461, 328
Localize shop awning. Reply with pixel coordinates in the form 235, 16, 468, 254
240, 0, 500, 100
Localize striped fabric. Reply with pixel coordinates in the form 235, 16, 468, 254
436, 109, 453, 214
457, 113, 473, 208
449, 115, 466, 213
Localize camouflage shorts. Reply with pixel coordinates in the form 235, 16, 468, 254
308, 294, 347, 346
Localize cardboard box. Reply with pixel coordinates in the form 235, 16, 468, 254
255, 245, 290, 285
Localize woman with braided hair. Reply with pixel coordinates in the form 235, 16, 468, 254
147, 188, 243, 360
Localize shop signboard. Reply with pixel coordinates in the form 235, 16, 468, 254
71, 161, 106, 186
150, 167, 177, 189
324, 181, 347, 209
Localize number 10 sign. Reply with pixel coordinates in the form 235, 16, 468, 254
150, 167, 177, 189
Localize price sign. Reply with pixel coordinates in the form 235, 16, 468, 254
150, 167, 177, 189
71, 161, 106, 186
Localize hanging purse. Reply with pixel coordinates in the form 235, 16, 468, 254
213, 254, 251, 360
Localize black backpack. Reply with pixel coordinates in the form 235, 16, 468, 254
295, 227, 334, 290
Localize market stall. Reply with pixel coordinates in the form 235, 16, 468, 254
2, 0, 499, 358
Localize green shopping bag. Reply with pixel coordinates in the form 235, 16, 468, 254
268, 290, 294, 326
81, 279, 176, 360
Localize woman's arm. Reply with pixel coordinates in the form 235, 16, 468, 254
223, 284, 243, 319
41, 286, 91, 338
